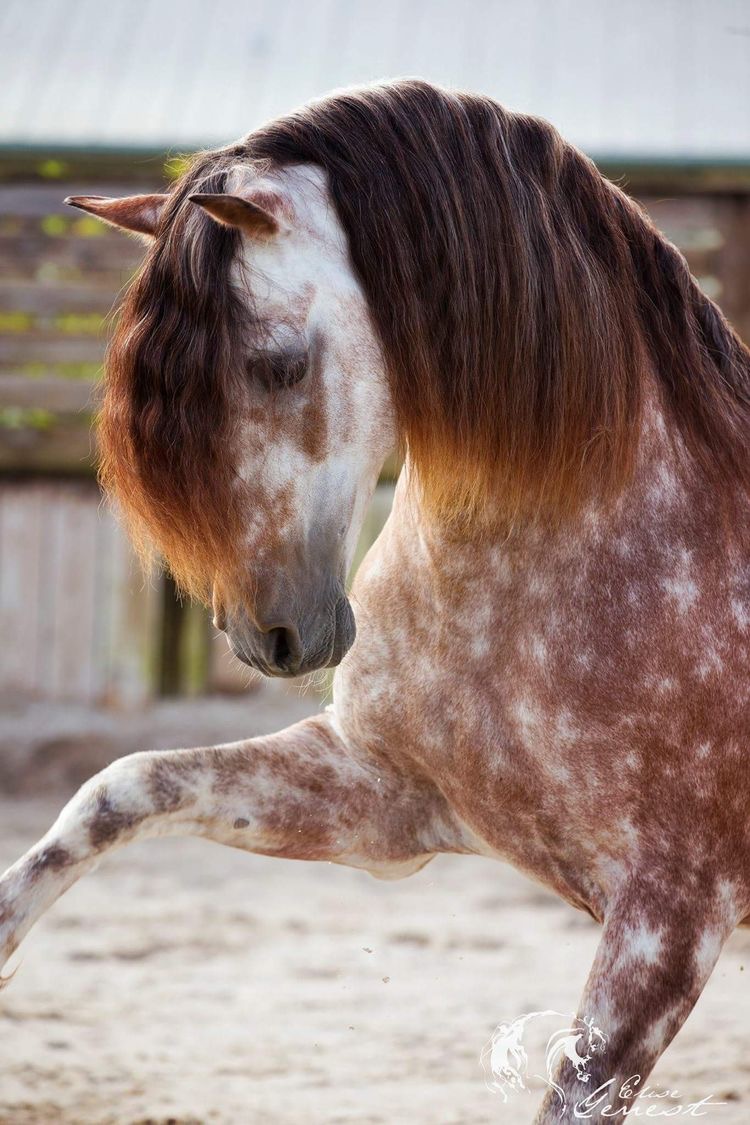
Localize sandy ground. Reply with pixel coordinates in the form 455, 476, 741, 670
1, 686, 749, 1124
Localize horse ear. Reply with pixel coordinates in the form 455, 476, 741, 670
188, 193, 280, 237
64, 194, 168, 239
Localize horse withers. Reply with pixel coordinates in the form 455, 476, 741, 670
1, 81, 749, 1122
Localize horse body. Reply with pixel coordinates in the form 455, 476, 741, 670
343, 425, 749, 897
337, 419, 750, 1111
2, 81, 750, 1121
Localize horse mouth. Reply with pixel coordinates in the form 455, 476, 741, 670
228, 596, 356, 678
324, 602, 357, 670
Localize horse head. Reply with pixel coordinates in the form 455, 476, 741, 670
68, 162, 395, 677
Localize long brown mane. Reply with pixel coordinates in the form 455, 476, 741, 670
101, 149, 249, 598
103, 79, 750, 598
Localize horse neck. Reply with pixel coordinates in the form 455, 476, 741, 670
396, 392, 725, 570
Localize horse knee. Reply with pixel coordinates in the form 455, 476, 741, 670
54, 750, 188, 856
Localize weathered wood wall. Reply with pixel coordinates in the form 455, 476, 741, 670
0, 155, 748, 704
0, 176, 158, 473
0, 478, 160, 706
0, 160, 220, 703
1, 174, 749, 472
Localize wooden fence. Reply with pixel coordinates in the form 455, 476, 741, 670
0, 155, 748, 704
0, 166, 233, 704
0, 177, 155, 473
0, 478, 159, 706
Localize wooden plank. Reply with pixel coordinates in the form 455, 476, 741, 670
0, 213, 139, 238
0, 237, 142, 277
89, 499, 113, 703
106, 519, 161, 707
0, 152, 169, 187
0, 266, 136, 288
0, 482, 43, 695
46, 485, 75, 700
47, 484, 100, 701
599, 162, 750, 196
714, 196, 750, 346
0, 228, 141, 257
0, 416, 96, 474
24, 479, 157, 706
643, 198, 725, 251
0, 376, 98, 411
0, 279, 121, 315
0, 183, 165, 218
34, 481, 61, 694
0, 336, 105, 365
641, 195, 725, 225
90, 499, 124, 704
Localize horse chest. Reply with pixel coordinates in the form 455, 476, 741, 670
336, 487, 750, 914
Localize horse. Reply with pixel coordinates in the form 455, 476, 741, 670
1, 79, 749, 1122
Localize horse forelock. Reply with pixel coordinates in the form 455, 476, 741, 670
100, 148, 251, 601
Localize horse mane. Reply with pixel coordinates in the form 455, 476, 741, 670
245, 80, 750, 521
102, 80, 750, 597
100, 148, 249, 599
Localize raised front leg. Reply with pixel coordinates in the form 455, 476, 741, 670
0, 713, 456, 982
535, 877, 740, 1123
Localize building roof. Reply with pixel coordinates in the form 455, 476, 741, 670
2, 0, 749, 161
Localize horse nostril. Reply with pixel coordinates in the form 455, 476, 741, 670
268, 626, 299, 673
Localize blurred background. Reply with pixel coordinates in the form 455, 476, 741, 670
0, 0, 749, 721
1, 3, 750, 1123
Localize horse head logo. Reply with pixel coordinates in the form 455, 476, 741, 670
481, 1010, 607, 1108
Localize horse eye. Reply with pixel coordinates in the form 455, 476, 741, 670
247, 352, 307, 390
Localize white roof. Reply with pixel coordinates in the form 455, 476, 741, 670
2, 0, 749, 161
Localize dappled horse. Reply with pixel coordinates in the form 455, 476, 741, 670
1, 81, 749, 1121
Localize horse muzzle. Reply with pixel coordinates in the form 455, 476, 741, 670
220, 591, 356, 678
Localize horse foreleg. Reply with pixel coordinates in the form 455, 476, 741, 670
0, 713, 453, 981
535, 877, 740, 1123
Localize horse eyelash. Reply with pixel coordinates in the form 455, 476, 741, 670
246, 351, 308, 390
